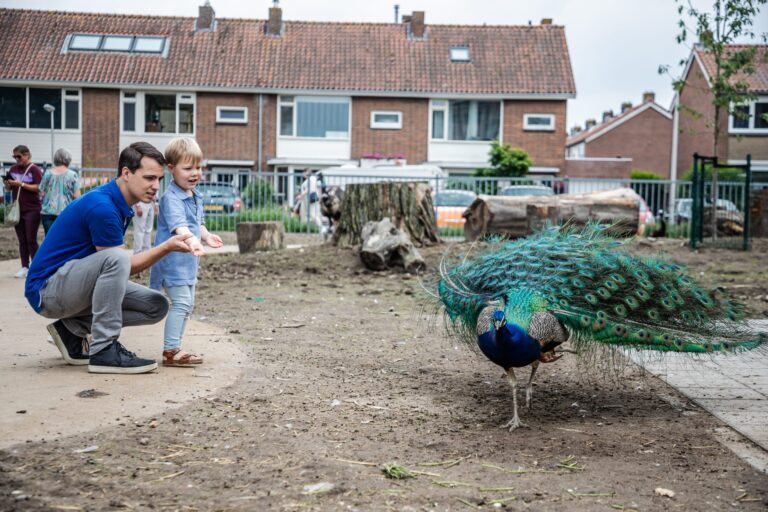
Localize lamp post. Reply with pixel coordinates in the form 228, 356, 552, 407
43, 103, 55, 167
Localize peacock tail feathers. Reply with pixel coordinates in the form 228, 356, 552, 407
437, 223, 765, 355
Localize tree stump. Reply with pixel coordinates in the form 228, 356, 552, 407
333, 182, 439, 247
463, 187, 641, 241
360, 217, 426, 273
236, 221, 285, 252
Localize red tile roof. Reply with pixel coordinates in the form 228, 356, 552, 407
0, 9, 576, 96
695, 44, 768, 93
565, 101, 670, 146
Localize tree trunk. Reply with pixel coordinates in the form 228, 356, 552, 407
236, 221, 285, 252
463, 188, 640, 241
360, 217, 426, 273
333, 181, 440, 247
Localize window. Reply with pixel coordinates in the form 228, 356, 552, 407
450, 46, 470, 62
430, 99, 500, 141
66, 33, 167, 55
121, 91, 194, 134
0, 86, 80, 130
370, 111, 402, 129
730, 98, 768, 132
279, 96, 350, 138
0, 87, 26, 128
216, 106, 248, 124
523, 114, 555, 131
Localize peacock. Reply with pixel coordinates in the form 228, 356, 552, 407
436, 224, 765, 431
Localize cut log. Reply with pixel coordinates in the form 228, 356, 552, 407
360, 217, 426, 273
333, 181, 439, 247
463, 187, 640, 241
236, 221, 285, 252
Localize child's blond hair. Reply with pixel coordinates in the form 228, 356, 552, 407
164, 137, 203, 166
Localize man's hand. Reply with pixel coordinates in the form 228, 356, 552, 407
203, 233, 224, 248
163, 233, 194, 253
184, 235, 206, 256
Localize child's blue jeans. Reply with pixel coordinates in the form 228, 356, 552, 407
163, 284, 196, 351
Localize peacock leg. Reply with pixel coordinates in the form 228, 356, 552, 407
501, 367, 526, 431
525, 361, 539, 409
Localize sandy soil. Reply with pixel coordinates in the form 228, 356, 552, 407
1, 229, 767, 511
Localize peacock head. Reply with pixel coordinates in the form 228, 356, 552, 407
492, 310, 506, 327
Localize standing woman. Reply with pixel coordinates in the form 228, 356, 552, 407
2, 145, 43, 278
39, 148, 81, 235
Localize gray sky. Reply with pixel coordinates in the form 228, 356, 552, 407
2, 0, 766, 130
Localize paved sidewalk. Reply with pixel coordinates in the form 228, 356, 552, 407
0, 258, 245, 450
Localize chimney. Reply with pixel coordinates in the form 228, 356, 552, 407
196, 1, 215, 32
540, 18, 553, 25
394, 4, 399, 23
585, 118, 597, 130
266, 1, 283, 37
620, 101, 632, 113
642, 91, 655, 103
602, 109, 614, 123
407, 11, 426, 39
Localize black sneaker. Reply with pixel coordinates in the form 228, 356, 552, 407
46, 321, 90, 366
88, 341, 158, 374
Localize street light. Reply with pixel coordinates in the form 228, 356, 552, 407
43, 103, 55, 167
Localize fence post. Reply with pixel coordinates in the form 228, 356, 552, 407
743, 154, 752, 251
690, 154, 699, 248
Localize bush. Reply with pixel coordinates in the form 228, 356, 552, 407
680, 166, 745, 182
474, 141, 531, 177
242, 178, 275, 208
630, 170, 663, 180
203, 207, 320, 233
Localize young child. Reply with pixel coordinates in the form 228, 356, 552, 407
150, 137, 223, 367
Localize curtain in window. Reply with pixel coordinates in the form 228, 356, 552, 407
296, 98, 349, 137
449, 100, 469, 140
477, 101, 500, 140
448, 101, 500, 140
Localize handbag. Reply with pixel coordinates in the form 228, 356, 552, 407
4, 164, 32, 227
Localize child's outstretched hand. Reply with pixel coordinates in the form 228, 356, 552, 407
203, 232, 224, 248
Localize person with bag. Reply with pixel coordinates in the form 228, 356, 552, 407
38, 148, 81, 235
3, 145, 44, 278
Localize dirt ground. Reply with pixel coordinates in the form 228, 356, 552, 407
1, 228, 767, 511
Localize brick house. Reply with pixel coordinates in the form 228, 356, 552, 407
565, 92, 673, 178
672, 44, 768, 179
0, 5, 575, 197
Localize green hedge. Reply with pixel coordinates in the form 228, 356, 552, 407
203, 207, 320, 233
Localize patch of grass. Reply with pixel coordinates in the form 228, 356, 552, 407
381, 463, 414, 479
204, 207, 320, 233
439, 226, 465, 238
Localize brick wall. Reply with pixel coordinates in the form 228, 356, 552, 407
82, 89, 119, 169
676, 58, 729, 175
350, 97, 428, 163
196, 93, 259, 168
584, 107, 672, 177
503, 100, 567, 172
261, 94, 277, 170
728, 135, 768, 161
565, 158, 633, 178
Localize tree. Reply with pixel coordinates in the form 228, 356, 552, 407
474, 141, 531, 177
662, 0, 767, 160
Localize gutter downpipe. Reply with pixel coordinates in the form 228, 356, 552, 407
668, 93, 680, 223
257, 93, 264, 174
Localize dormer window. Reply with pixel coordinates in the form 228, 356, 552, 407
450, 46, 470, 62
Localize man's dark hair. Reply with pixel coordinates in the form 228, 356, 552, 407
117, 142, 166, 177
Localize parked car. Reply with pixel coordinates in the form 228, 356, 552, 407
498, 185, 554, 197
197, 183, 242, 214
674, 198, 741, 223
434, 189, 477, 228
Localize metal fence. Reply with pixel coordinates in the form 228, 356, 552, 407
73, 168, 760, 244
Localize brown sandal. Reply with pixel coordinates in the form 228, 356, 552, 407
162, 349, 203, 367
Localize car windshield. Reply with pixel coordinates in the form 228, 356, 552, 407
500, 186, 553, 196
199, 185, 236, 198
435, 192, 476, 207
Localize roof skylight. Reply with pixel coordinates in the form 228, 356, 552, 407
65, 34, 168, 55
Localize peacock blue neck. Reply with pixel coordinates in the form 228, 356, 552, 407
477, 322, 541, 369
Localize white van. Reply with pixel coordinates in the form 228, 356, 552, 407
318, 164, 448, 192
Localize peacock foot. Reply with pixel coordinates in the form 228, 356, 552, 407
501, 416, 527, 431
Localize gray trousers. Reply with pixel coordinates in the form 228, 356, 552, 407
38, 248, 169, 355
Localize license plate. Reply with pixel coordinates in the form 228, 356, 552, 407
204, 204, 224, 211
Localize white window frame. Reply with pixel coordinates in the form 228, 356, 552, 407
66, 33, 167, 55
120, 91, 196, 135
428, 99, 502, 142
277, 95, 351, 140
216, 106, 248, 124
0, 86, 81, 133
729, 97, 768, 134
370, 111, 402, 130
450, 46, 470, 62
523, 113, 556, 132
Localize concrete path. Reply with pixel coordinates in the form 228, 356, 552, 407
0, 257, 245, 450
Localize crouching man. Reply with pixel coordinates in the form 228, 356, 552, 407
25, 142, 192, 374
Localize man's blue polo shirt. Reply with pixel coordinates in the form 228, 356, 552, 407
25, 180, 134, 312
